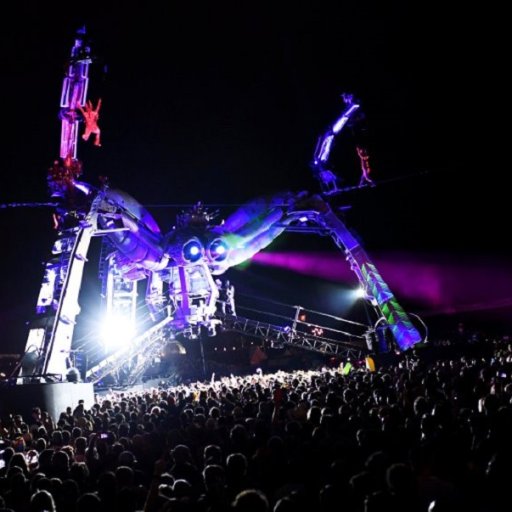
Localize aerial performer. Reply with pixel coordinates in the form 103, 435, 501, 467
356, 145, 374, 186
78, 99, 102, 146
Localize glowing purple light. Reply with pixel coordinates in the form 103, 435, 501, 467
332, 104, 360, 133
183, 240, 203, 262
252, 251, 512, 316
319, 135, 334, 162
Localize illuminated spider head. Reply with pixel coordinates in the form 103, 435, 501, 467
176, 202, 219, 229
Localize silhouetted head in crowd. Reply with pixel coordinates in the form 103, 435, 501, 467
232, 489, 269, 512
30, 489, 56, 512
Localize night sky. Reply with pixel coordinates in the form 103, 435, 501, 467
0, 2, 506, 353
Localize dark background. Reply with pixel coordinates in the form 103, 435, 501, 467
0, 2, 504, 354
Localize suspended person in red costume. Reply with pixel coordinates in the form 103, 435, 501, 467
356, 145, 375, 186
78, 99, 102, 146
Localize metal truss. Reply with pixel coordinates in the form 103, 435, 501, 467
220, 314, 367, 359
85, 314, 173, 384
19, 199, 100, 380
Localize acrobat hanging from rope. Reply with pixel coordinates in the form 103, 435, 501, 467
356, 145, 374, 186
78, 99, 102, 147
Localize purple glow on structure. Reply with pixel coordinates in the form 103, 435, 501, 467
252, 251, 512, 315
319, 135, 334, 162
183, 240, 203, 263
253, 251, 353, 282
332, 104, 360, 133
73, 181, 92, 195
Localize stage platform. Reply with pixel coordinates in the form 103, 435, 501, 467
0, 382, 94, 423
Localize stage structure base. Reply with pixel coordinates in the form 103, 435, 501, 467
0, 382, 94, 423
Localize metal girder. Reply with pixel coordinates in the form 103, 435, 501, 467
19, 200, 100, 380
219, 314, 366, 359
85, 314, 173, 383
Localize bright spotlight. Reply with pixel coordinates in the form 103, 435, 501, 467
208, 239, 229, 261
355, 287, 366, 299
183, 239, 203, 262
101, 315, 135, 349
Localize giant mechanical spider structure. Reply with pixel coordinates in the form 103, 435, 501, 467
15, 29, 422, 386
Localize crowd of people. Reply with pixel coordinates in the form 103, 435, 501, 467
1, 336, 512, 512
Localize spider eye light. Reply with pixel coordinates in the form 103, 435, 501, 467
182, 239, 204, 262
208, 239, 229, 261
